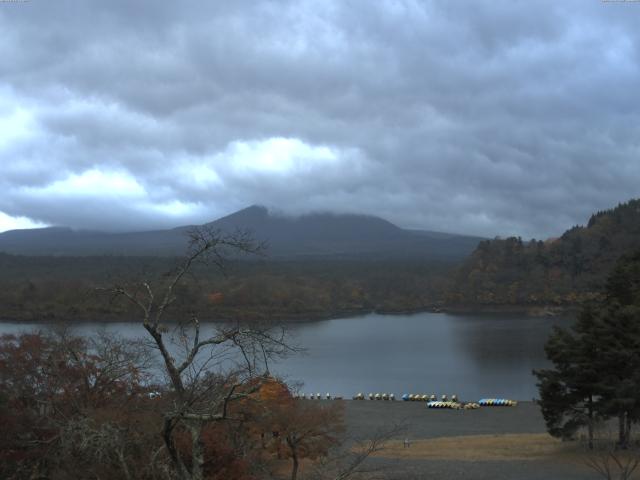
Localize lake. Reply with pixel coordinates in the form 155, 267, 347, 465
0, 312, 571, 401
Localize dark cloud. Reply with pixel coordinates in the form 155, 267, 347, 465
1, 0, 639, 237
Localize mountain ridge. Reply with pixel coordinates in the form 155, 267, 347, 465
0, 205, 484, 260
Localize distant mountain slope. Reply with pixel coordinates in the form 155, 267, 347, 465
446, 199, 640, 306
0, 206, 483, 260
207, 206, 483, 259
0, 226, 187, 257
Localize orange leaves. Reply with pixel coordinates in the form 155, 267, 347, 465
257, 378, 293, 405
207, 291, 225, 304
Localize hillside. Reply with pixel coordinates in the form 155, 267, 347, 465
0, 206, 483, 261
446, 199, 640, 307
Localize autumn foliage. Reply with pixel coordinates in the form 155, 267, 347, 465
0, 331, 166, 479
0, 333, 345, 480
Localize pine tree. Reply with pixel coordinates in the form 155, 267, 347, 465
534, 306, 603, 448
534, 249, 640, 449
594, 251, 640, 448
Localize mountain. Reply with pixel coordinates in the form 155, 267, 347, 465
0, 206, 484, 260
0, 226, 188, 257
446, 199, 640, 307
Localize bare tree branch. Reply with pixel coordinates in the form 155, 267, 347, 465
102, 226, 293, 480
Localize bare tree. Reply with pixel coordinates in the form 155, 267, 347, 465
307, 424, 407, 480
580, 423, 640, 480
110, 226, 295, 480
584, 447, 640, 480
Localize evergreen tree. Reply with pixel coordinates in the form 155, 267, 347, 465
534, 306, 603, 448
535, 249, 640, 449
595, 250, 640, 447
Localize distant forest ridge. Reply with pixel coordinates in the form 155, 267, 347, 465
0, 200, 639, 322
447, 199, 640, 308
0, 205, 483, 261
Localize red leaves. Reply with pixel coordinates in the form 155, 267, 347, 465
0, 332, 161, 478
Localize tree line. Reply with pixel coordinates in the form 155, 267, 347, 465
448, 199, 640, 307
0, 254, 454, 323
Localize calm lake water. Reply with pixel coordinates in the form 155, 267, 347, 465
0, 312, 572, 401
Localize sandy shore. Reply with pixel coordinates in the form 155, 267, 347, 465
344, 399, 547, 439
340, 400, 617, 480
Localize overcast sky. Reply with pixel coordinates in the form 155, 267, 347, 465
1, 0, 639, 238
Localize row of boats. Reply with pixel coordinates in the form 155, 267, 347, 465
478, 398, 518, 406
351, 393, 461, 402
427, 401, 480, 409
401, 394, 458, 402
295, 393, 343, 400
294, 392, 518, 408
353, 393, 396, 401
423, 399, 517, 409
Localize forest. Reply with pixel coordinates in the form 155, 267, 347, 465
446, 199, 640, 308
0, 255, 454, 323
1, 199, 640, 322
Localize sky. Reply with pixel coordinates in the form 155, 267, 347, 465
1, 0, 639, 239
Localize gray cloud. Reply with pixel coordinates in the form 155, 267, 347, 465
1, 0, 639, 238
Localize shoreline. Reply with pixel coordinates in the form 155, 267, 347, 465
0, 303, 576, 324
342, 400, 596, 479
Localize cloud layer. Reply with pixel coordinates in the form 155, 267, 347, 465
1, 0, 639, 238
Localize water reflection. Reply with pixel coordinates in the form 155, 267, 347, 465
0, 312, 573, 400
274, 313, 572, 400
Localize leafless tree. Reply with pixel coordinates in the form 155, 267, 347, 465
58, 416, 169, 480
110, 226, 296, 480
307, 424, 407, 480
584, 444, 640, 480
